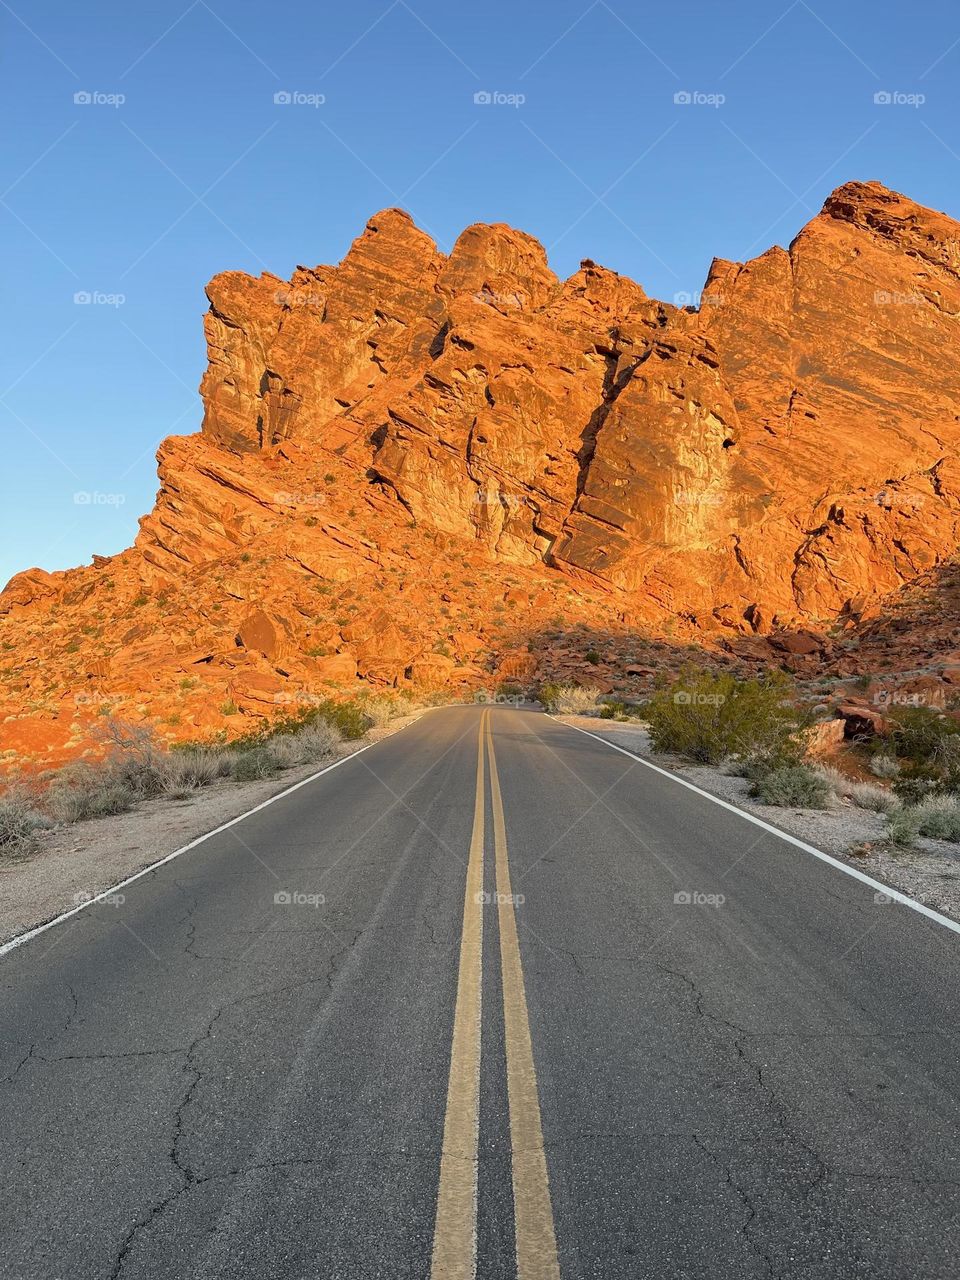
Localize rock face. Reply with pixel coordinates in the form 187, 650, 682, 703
4, 180, 960, 766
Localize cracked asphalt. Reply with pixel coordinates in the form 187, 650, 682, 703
2, 705, 960, 1278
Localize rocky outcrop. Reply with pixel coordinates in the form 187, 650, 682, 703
4, 180, 960, 767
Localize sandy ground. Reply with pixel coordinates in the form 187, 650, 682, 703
557, 714, 960, 925
0, 711, 429, 946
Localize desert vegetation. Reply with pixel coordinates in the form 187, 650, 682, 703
548, 671, 960, 850
0, 693, 425, 860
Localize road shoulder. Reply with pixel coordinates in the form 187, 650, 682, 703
554, 713, 960, 925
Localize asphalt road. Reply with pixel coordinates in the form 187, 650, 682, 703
2, 705, 960, 1279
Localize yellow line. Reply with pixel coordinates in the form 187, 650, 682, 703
430, 710, 487, 1280
486, 715, 562, 1280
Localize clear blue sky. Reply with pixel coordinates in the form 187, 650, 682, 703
3, 0, 959, 584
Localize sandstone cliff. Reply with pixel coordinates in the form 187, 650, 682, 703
4, 181, 960, 766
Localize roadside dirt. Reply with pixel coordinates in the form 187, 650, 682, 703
557, 715, 960, 926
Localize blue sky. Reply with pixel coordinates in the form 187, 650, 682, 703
3, 0, 960, 584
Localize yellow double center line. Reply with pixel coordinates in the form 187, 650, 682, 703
430, 710, 561, 1280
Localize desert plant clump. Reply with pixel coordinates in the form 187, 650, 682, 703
847, 780, 899, 813
911, 794, 960, 842
749, 764, 831, 809
892, 763, 942, 806
887, 806, 923, 847
645, 670, 805, 767
539, 683, 601, 714
45, 765, 138, 822
869, 752, 901, 780
0, 788, 51, 856
229, 747, 282, 782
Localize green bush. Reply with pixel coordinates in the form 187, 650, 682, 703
645, 670, 804, 766
892, 763, 942, 806
749, 765, 831, 808
889, 706, 960, 769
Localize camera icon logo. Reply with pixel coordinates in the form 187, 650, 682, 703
874, 91, 892, 105
674, 90, 692, 105
474, 90, 492, 105
674, 890, 692, 905
274, 91, 292, 105
74, 91, 92, 105
274, 890, 292, 905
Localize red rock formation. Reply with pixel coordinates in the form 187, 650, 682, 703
4, 180, 960, 768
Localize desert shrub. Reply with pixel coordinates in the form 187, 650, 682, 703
0, 788, 50, 854
750, 764, 831, 808
913, 794, 960, 842
231, 698, 369, 748
289, 719, 341, 761
156, 748, 227, 798
869, 752, 901, 779
266, 719, 342, 769
887, 806, 922, 847
814, 765, 848, 796
892, 763, 942, 806
358, 695, 399, 729
229, 748, 281, 782
645, 670, 804, 766
45, 765, 137, 822
599, 701, 627, 720
888, 707, 960, 770
847, 780, 898, 813
540, 683, 601, 714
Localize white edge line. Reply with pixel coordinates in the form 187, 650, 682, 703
0, 715, 441, 961
552, 717, 960, 940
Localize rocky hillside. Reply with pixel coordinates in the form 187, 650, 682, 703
4, 180, 960, 768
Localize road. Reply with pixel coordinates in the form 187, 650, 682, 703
2, 704, 960, 1279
